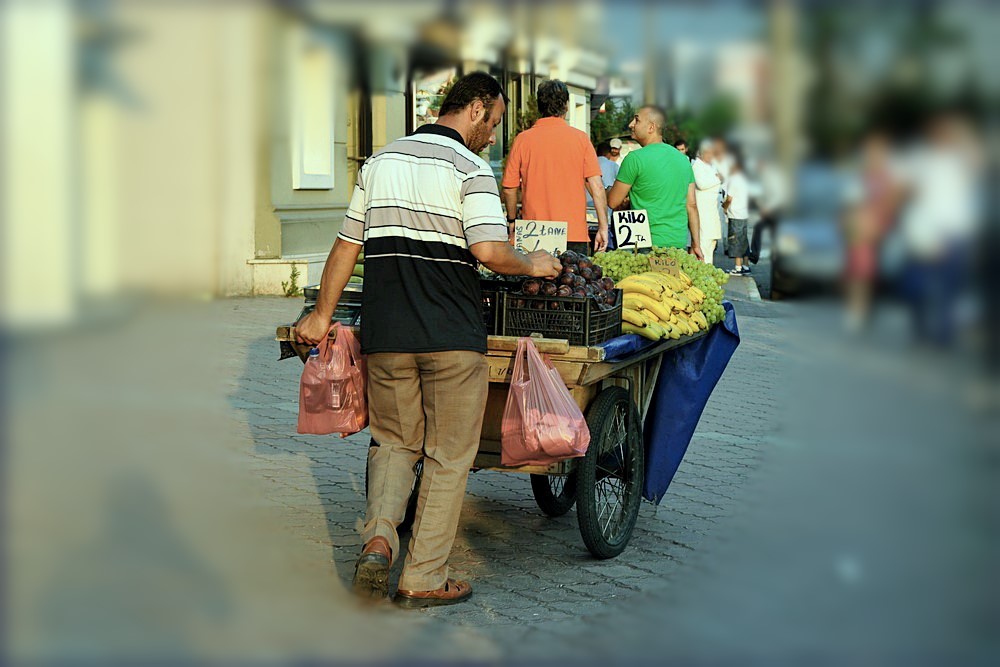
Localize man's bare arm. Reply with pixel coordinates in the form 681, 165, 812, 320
471, 242, 561, 279
607, 180, 633, 211
295, 238, 362, 344
502, 187, 519, 222
686, 183, 703, 260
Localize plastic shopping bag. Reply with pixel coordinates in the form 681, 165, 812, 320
297, 323, 368, 436
500, 337, 590, 466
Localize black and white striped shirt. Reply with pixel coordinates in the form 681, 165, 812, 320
338, 124, 509, 354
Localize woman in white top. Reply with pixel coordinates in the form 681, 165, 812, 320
691, 141, 723, 264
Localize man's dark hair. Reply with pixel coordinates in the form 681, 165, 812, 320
596, 140, 612, 156
673, 137, 688, 149
438, 72, 508, 119
537, 79, 569, 118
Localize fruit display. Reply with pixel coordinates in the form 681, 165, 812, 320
593, 247, 729, 325
511, 250, 618, 312
649, 247, 728, 325
616, 271, 712, 340
590, 250, 656, 282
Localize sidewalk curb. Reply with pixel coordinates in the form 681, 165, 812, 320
723, 275, 762, 303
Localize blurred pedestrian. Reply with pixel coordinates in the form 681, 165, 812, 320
748, 156, 787, 265
673, 137, 689, 157
843, 132, 899, 332
692, 140, 723, 265
897, 114, 981, 347
713, 137, 735, 185
724, 152, 750, 274
502, 79, 609, 254
607, 105, 702, 258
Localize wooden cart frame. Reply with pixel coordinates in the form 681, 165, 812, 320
277, 326, 706, 558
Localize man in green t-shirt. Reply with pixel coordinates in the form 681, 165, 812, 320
608, 105, 703, 259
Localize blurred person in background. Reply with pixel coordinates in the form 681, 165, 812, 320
608, 105, 702, 259
609, 137, 623, 164
297, 72, 561, 607
723, 152, 751, 275
502, 79, 609, 254
692, 140, 724, 265
673, 137, 689, 157
897, 113, 982, 348
713, 138, 734, 237
588, 140, 620, 249
713, 137, 735, 186
748, 155, 787, 265
842, 132, 900, 332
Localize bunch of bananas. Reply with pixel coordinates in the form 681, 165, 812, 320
617, 271, 710, 341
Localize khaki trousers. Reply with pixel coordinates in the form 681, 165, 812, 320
362, 351, 488, 592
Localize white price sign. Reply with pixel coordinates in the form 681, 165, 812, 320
612, 209, 652, 250
513, 220, 568, 256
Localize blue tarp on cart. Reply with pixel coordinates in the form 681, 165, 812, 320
601, 301, 741, 503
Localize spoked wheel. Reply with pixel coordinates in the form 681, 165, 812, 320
576, 386, 644, 559
365, 447, 421, 533
530, 472, 577, 517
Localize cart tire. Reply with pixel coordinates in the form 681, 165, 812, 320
576, 386, 644, 559
365, 451, 421, 534
530, 473, 577, 517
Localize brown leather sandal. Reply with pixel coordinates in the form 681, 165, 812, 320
394, 578, 472, 609
351, 536, 392, 599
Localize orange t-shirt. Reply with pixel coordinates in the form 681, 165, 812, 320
502, 117, 601, 242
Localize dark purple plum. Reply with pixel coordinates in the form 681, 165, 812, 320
521, 279, 541, 295
541, 281, 558, 296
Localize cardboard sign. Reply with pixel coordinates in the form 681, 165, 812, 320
612, 210, 653, 250
648, 255, 679, 276
513, 220, 568, 256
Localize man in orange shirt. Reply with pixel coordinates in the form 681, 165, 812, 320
501, 80, 609, 254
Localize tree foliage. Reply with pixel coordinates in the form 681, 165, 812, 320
590, 98, 636, 144
516, 94, 540, 135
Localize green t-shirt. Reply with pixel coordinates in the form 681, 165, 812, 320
616, 143, 695, 248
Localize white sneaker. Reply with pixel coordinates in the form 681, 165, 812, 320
728, 268, 743, 276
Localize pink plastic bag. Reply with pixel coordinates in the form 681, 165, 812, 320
297, 323, 368, 436
500, 337, 590, 466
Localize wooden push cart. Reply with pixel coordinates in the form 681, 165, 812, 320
276, 326, 707, 558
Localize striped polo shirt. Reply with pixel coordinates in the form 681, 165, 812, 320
338, 124, 509, 354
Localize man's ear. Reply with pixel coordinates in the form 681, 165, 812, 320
470, 100, 485, 123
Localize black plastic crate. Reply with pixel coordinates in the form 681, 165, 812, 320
502, 289, 622, 346
300, 283, 362, 326
480, 279, 521, 336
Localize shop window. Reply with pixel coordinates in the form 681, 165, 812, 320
289, 26, 337, 190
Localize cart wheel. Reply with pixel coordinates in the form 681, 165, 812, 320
576, 386, 644, 559
365, 452, 421, 534
530, 473, 577, 517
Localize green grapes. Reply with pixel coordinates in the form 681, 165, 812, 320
592, 250, 654, 283
594, 247, 730, 325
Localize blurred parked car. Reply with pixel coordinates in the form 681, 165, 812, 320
768, 164, 847, 298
